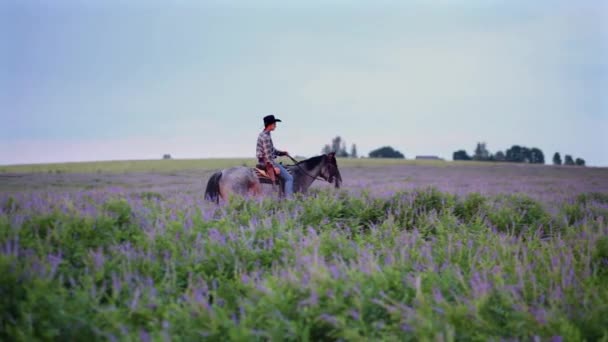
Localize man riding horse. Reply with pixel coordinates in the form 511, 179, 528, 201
257, 115, 294, 198
204, 116, 342, 203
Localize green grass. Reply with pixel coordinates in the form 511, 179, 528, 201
0, 158, 454, 174
0, 159, 256, 174
0, 157, 521, 174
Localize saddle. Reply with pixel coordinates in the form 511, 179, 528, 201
254, 162, 279, 184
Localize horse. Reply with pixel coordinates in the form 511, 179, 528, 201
204, 152, 342, 203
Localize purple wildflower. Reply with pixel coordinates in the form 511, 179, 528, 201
111, 273, 122, 296
45, 252, 62, 278
90, 248, 104, 270
470, 272, 492, 297
298, 289, 319, 308
318, 313, 339, 326
130, 288, 141, 310
433, 287, 445, 303
139, 329, 150, 342
531, 307, 547, 325
328, 264, 341, 279
208, 228, 226, 245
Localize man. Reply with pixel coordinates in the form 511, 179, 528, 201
256, 114, 294, 198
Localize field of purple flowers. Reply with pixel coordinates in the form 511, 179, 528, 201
1, 162, 608, 340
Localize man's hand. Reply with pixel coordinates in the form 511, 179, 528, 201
274, 167, 281, 175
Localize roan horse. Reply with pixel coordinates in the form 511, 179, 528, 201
204, 152, 342, 203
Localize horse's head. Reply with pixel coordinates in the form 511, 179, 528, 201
320, 152, 342, 188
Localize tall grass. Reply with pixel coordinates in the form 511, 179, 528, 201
1, 188, 607, 341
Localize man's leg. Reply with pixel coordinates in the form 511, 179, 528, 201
274, 162, 294, 197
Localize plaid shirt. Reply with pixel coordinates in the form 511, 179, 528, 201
256, 130, 285, 163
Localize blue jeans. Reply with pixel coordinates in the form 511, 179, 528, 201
272, 161, 293, 197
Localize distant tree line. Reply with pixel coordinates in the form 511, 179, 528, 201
368, 146, 404, 159
453, 143, 545, 163
453, 142, 585, 166
322, 136, 357, 158
552, 152, 585, 166
321, 136, 405, 159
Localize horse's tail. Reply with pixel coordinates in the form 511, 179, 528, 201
204, 171, 223, 203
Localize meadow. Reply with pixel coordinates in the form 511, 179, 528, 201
1, 158, 608, 341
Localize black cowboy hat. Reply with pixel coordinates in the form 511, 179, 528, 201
263, 115, 282, 127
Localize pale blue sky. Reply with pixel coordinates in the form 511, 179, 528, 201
1, 0, 607, 166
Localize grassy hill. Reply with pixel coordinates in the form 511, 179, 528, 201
0, 157, 460, 174
1, 156, 608, 340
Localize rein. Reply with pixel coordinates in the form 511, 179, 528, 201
285, 154, 329, 183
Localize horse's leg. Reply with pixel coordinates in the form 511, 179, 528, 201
249, 180, 262, 197
243, 168, 262, 198
279, 181, 284, 198
219, 182, 230, 202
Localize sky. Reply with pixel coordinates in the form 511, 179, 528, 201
1, 0, 607, 166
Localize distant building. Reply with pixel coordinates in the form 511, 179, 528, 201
415, 155, 443, 160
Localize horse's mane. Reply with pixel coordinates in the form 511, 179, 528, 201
295, 155, 324, 167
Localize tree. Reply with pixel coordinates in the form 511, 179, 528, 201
162, 154, 172, 160
333, 137, 348, 157
338, 141, 349, 158
521, 147, 532, 163
564, 155, 575, 165
322, 136, 351, 157
350, 144, 358, 158
506, 145, 523, 162
369, 146, 405, 159
453, 150, 472, 161
494, 151, 506, 161
504, 145, 545, 163
473, 142, 490, 161
575, 158, 586, 166
553, 152, 562, 165
529, 148, 545, 164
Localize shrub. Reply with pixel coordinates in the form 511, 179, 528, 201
454, 193, 488, 223
487, 194, 551, 235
